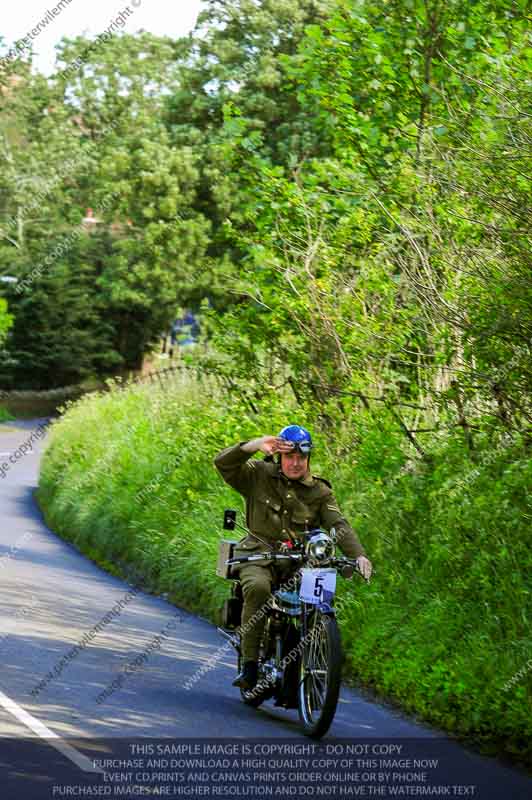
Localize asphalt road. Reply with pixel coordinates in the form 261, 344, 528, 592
0, 419, 530, 799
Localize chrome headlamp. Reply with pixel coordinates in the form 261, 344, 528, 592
305, 531, 334, 562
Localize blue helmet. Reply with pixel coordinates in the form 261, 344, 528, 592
278, 424, 313, 455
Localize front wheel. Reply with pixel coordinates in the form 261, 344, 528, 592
298, 612, 343, 738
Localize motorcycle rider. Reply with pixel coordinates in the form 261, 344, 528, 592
214, 425, 373, 690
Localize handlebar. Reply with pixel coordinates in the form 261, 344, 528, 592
226, 551, 364, 575
226, 552, 302, 565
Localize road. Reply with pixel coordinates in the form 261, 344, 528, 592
0, 419, 530, 799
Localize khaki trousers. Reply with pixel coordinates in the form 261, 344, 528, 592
237, 563, 275, 662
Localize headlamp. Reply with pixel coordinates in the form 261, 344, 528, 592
306, 532, 334, 562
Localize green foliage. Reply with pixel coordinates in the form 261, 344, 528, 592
207, 0, 531, 442
0, 33, 211, 386
0, 297, 13, 343
0, 405, 14, 422
38, 381, 531, 763
1, 236, 122, 388
1, 0, 529, 412
0, 296, 14, 375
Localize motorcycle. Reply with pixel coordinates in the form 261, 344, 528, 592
216, 509, 366, 738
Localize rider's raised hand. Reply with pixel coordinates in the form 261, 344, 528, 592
242, 436, 295, 456
263, 436, 295, 455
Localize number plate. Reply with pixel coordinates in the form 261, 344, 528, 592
299, 568, 336, 606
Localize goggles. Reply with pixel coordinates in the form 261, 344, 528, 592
282, 439, 313, 455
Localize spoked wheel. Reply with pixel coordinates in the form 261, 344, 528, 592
298, 612, 343, 738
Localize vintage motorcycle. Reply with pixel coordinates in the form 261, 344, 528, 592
216, 509, 365, 738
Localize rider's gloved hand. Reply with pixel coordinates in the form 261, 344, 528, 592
355, 555, 372, 582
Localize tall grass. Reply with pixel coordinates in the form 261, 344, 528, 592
38, 375, 531, 765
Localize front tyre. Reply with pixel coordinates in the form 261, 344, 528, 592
298, 612, 343, 738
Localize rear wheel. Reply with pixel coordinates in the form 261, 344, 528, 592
298, 612, 343, 738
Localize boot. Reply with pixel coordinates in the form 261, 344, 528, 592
232, 660, 258, 690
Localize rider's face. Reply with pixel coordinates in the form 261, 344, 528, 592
280, 451, 309, 480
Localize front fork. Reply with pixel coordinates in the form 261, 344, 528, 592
272, 632, 283, 681
299, 604, 335, 679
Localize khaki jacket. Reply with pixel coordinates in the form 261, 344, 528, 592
214, 442, 365, 560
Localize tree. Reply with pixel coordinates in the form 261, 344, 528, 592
204, 0, 531, 441
163, 0, 336, 309
0, 31, 212, 384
